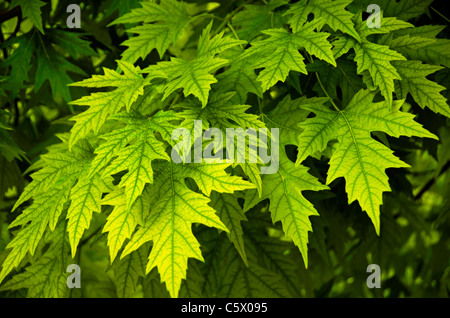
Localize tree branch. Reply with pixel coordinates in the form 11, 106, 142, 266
0, 6, 21, 25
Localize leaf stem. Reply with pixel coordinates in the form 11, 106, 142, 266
315, 72, 340, 111
169, 93, 181, 109
190, 12, 215, 22
211, 5, 244, 37
227, 21, 244, 49
430, 6, 450, 24
306, 53, 340, 111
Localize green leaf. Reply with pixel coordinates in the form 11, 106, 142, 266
0, 184, 72, 284
66, 174, 114, 258
88, 110, 177, 179
12, 140, 90, 212
47, 29, 97, 59
243, 20, 336, 92
34, 42, 86, 102
154, 56, 228, 107
150, 25, 245, 107
295, 89, 438, 234
197, 21, 247, 58
244, 152, 328, 268
263, 94, 328, 146
209, 192, 248, 265
394, 60, 450, 118
99, 111, 173, 210
232, 0, 289, 42
0, 221, 69, 298
336, 12, 413, 107
2, 0, 448, 299
122, 160, 254, 297
353, 40, 406, 108
285, 0, 360, 41
11, 0, 46, 34
102, 186, 149, 262
110, 0, 191, 62
214, 47, 263, 104
349, 0, 433, 21
177, 92, 266, 132
175, 162, 256, 196
68, 61, 149, 149
113, 247, 147, 298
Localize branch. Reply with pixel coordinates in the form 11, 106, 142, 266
0, 6, 21, 24
414, 160, 450, 200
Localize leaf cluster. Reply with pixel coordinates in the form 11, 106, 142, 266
0, 0, 449, 298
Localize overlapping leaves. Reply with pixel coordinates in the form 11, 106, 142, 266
295, 89, 437, 234
1, 0, 448, 299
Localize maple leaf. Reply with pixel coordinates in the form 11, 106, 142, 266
232, 0, 289, 42
349, 0, 433, 21
155, 57, 228, 108
112, 247, 147, 298
94, 110, 177, 210
244, 151, 328, 268
145, 23, 245, 108
295, 89, 438, 234
0, 137, 93, 284
242, 19, 336, 92
198, 228, 292, 297
197, 21, 247, 59
88, 109, 176, 176
350, 12, 414, 107
68, 60, 150, 149
66, 173, 114, 258
121, 160, 254, 297
34, 43, 86, 102
10, 0, 46, 34
353, 40, 406, 107
0, 29, 90, 101
393, 60, 450, 118
214, 47, 263, 104
0, 186, 71, 285
176, 91, 266, 132
110, 0, 192, 62
0, 221, 69, 298
175, 91, 266, 193
285, 0, 360, 41
2, 0, 449, 299
209, 192, 248, 265
11, 136, 91, 212
102, 187, 149, 262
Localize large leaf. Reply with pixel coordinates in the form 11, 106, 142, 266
295, 89, 438, 234
68, 61, 150, 149
122, 161, 254, 297
244, 152, 328, 268
110, 0, 192, 62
